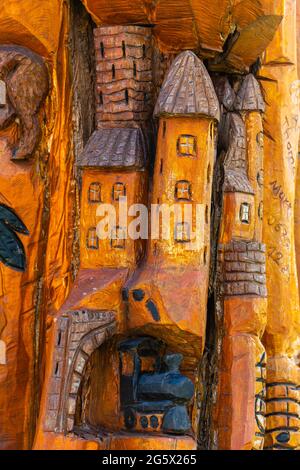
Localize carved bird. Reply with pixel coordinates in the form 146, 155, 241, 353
0, 204, 29, 272
0, 45, 49, 160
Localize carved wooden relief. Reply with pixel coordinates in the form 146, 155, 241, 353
0, 0, 299, 453
0, 45, 49, 160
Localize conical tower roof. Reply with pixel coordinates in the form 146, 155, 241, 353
234, 74, 265, 112
154, 51, 220, 121
212, 75, 236, 111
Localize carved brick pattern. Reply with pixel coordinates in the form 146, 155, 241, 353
44, 310, 116, 434
94, 26, 152, 127
265, 382, 300, 450
218, 241, 267, 297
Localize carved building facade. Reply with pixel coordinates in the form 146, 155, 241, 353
0, 0, 299, 452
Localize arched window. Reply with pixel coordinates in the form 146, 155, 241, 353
112, 182, 126, 201
88, 183, 101, 203
86, 228, 99, 250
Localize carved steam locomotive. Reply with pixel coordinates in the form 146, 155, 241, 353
118, 337, 194, 435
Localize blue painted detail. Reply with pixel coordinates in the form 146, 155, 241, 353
146, 299, 160, 321
140, 416, 148, 429
118, 338, 194, 436
0, 204, 29, 272
162, 405, 191, 434
276, 431, 290, 443
132, 289, 145, 301
150, 415, 159, 429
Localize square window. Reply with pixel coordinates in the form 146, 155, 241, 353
87, 228, 99, 250
111, 226, 126, 249
177, 135, 197, 157
175, 222, 191, 243
113, 182, 126, 201
88, 182, 101, 203
240, 203, 250, 224
175, 180, 191, 200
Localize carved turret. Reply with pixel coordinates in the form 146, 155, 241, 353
234, 74, 265, 113
94, 25, 152, 128
214, 75, 268, 450
126, 51, 219, 376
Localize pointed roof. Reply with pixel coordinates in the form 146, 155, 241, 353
234, 74, 265, 112
223, 113, 254, 194
77, 128, 147, 169
213, 75, 236, 111
154, 51, 220, 121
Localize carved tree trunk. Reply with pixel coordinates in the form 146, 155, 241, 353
0, 0, 299, 451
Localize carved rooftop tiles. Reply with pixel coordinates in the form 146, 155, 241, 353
154, 51, 220, 121
222, 113, 254, 194
234, 74, 265, 112
77, 127, 147, 169
213, 75, 236, 111
223, 170, 254, 194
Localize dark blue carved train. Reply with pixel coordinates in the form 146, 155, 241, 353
118, 337, 194, 435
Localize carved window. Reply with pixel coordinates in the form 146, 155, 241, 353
0, 80, 6, 107
177, 135, 197, 157
100, 42, 105, 58
256, 131, 264, 149
112, 182, 126, 201
122, 41, 126, 58
175, 180, 191, 201
111, 226, 126, 249
240, 203, 251, 224
88, 182, 101, 203
258, 201, 264, 220
86, 228, 99, 250
175, 222, 191, 243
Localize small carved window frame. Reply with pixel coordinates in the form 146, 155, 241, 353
177, 135, 197, 158
112, 182, 126, 202
240, 202, 251, 224
175, 222, 191, 243
111, 226, 126, 249
86, 227, 99, 250
175, 180, 192, 201
88, 182, 102, 204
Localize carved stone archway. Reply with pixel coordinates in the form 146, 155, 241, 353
45, 310, 116, 433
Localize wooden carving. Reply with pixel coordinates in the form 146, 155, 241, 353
0, 0, 300, 453
0, 45, 49, 160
